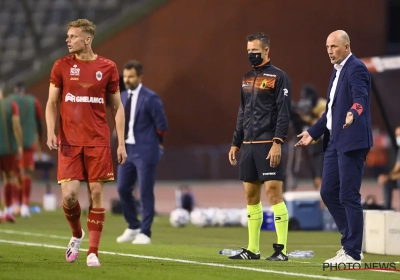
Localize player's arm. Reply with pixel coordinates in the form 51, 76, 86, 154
45, 86, 61, 149
273, 73, 291, 144
46, 60, 62, 150
108, 92, 125, 147
11, 101, 23, 157
148, 94, 167, 144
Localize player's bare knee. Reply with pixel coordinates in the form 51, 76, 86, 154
243, 182, 262, 205
62, 192, 79, 205
3, 171, 15, 182
265, 181, 283, 205
90, 188, 102, 200
88, 183, 103, 202
245, 195, 261, 205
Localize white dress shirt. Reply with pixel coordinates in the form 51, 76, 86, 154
125, 83, 142, 144
326, 53, 352, 131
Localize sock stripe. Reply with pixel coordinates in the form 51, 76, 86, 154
63, 201, 78, 209
90, 210, 106, 214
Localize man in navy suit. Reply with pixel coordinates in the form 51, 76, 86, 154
116, 60, 168, 245
296, 30, 373, 264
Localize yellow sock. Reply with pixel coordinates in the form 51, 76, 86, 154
247, 202, 263, 253
271, 201, 289, 254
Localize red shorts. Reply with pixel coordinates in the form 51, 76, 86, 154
57, 145, 114, 184
19, 148, 35, 170
0, 154, 18, 174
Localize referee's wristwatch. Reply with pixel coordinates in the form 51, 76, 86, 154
273, 139, 283, 145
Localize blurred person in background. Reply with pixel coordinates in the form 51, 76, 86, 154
8, 81, 43, 218
46, 19, 126, 267
229, 32, 291, 261
116, 60, 168, 245
0, 85, 23, 223
294, 84, 327, 207
377, 126, 400, 210
366, 127, 390, 178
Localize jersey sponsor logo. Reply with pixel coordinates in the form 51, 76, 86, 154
262, 172, 276, 175
70, 64, 80, 76
96, 71, 102, 81
65, 93, 75, 102
65, 93, 104, 104
263, 73, 276, 77
242, 82, 251, 87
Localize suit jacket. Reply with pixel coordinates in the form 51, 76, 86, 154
120, 85, 168, 164
307, 54, 373, 153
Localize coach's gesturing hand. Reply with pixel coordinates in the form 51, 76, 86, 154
267, 143, 281, 168
295, 131, 313, 147
343, 112, 354, 129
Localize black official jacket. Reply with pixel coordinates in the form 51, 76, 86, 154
232, 60, 291, 148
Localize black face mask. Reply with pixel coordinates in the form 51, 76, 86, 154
248, 52, 263, 66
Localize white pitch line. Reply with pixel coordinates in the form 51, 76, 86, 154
0, 229, 86, 241
0, 239, 355, 280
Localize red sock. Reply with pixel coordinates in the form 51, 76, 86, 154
4, 183, 13, 207
87, 208, 105, 256
11, 184, 20, 205
17, 173, 23, 204
21, 176, 31, 205
63, 202, 82, 238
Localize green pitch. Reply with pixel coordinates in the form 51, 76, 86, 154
0, 210, 398, 280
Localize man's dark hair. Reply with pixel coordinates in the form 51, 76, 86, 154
124, 60, 143, 76
247, 32, 270, 48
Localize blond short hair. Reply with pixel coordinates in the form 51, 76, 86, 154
67, 19, 96, 36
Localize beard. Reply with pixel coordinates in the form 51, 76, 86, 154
125, 82, 139, 91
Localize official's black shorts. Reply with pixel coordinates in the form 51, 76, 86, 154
239, 143, 283, 182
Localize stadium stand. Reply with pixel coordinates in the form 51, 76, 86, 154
0, 0, 163, 88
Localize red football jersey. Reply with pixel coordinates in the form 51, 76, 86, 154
50, 54, 120, 146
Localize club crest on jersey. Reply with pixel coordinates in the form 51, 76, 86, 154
70, 64, 80, 76
260, 79, 268, 89
96, 71, 102, 81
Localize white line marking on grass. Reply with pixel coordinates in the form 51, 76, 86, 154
0, 239, 355, 280
0, 229, 86, 241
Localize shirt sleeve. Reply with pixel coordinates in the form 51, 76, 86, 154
231, 84, 245, 149
50, 59, 63, 88
11, 101, 19, 116
273, 73, 291, 143
107, 63, 120, 94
